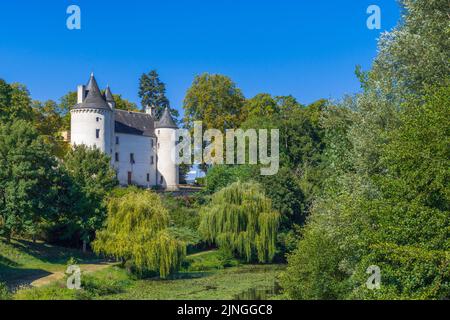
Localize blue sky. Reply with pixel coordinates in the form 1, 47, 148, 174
0, 1, 400, 116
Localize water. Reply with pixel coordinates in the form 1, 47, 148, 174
233, 282, 282, 300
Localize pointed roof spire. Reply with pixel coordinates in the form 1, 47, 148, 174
86, 72, 96, 91
73, 73, 111, 110
104, 85, 114, 102
156, 107, 178, 129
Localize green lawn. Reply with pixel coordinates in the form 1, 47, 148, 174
1, 239, 286, 300
0, 238, 99, 289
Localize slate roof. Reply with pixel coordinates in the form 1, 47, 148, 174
104, 85, 114, 102
73, 74, 111, 110
115, 109, 156, 137
155, 107, 178, 129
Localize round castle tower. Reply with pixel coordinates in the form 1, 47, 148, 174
155, 108, 179, 190
70, 74, 114, 158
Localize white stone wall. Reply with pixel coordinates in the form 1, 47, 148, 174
114, 133, 156, 187
156, 128, 179, 190
70, 109, 113, 157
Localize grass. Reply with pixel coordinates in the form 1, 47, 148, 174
0, 238, 101, 289
1, 239, 285, 300
14, 263, 284, 300
3, 242, 286, 300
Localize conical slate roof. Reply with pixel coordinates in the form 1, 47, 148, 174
104, 85, 114, 102
85, 72, 95, 91
156, 107, 178, 129
74, 74, 111, 110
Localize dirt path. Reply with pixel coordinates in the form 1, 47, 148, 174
30, 263, 112, 288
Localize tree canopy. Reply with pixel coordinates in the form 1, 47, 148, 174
183, 73, 246, 131
93, 189, 186, 278
199, 181, 280, 263
139, 70, 178, 120
281, 0, 450, 300
0, 120, 57, 241
62, 145, 118, 250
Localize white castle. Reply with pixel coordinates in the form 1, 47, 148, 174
70, 73, 179, 190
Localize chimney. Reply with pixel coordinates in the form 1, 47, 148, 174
145, 105, 156, 116
77, 85, 86, 104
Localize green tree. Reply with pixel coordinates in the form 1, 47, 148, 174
63, 145, 118, 252
138, 70, 178, 119
183, 73, 246, 131
112, 94, 138, 112
32, 100, 69, 158
0, 120, 57, 242
199, 181, 280, 263
204, 165, 256, 194
93, 190, 186, 278
282, 0, 450, 300
0, 80, 34, 123
244, 93, 280, 118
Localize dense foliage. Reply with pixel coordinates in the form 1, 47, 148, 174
138, 70, 178, 119
93, 190, 186, 278
183, 73, 246, 131
0, 120, 58, 242
199, 181, 280, 263
281, 0, 450, 300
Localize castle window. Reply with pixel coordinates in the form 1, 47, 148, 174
151, 139, 154, 148
96, 129, 100, 139
115, 152, 119, 162
146, 174, 150, 182
151, 156, 154, 165
96, 117, 100, 122
130, 153, 135, 164
160, 175, 164, 185
116, 136, 119, 145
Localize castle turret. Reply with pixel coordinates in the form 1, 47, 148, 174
155, 107, 179, 190
70, 74, 114, 157
104, 85, 115, 110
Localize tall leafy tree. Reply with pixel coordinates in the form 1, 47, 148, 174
199, 181, 280, 263
32, 100, 69, 158
0, 80, 34, 123
0, 120, 57, 242
282, 0, 450, 300
139, 70, 178, 119
63, 145, 118, 252
183, 73, 246, 131
93, 189, 186, 278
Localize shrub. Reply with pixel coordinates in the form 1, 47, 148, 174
0, 282, 11, 300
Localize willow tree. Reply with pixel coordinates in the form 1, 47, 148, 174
92, 190, 186, 278
199, 181, 280, 263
